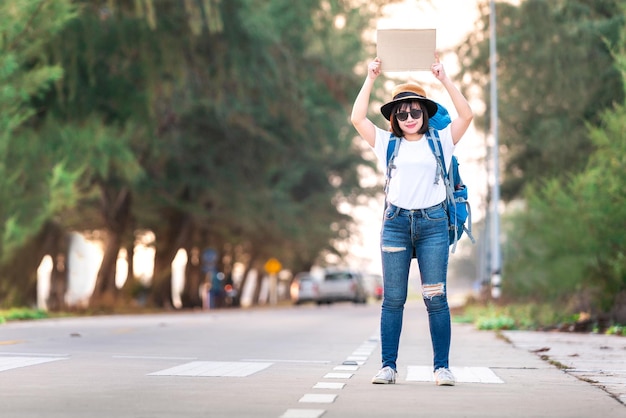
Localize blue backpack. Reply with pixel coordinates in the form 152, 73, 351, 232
385, 105, 474, 252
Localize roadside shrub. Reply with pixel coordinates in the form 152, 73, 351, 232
502, 102, 626, 318
0, 308, 48, 322
455, 302, 581, 331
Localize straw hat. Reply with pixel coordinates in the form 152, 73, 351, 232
380, 83, 438, 120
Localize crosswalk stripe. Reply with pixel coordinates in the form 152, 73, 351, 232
298, 394, 337, 403
406, 366, 504, 383
148, 361, 272, 377
280, 409, 325, 418
0, 356, 67, 372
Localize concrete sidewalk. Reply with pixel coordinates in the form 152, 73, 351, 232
502, 329, 626, 406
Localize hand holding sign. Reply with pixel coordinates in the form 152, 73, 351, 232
431, 52, 447, 80
368, 57, 382, 80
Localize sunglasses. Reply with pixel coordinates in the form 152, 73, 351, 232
395, 108, 423, 122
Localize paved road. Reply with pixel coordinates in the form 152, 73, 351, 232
0, 300, 624, 417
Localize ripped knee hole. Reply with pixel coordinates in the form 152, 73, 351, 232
422, 283, 445, 299
382, 246, 405, 253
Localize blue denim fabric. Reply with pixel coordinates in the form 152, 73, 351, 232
379, 202, 451, 372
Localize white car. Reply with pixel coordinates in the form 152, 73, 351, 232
290, 273, 318, 305
363, 273, 383, 300
315, 270, 367, 305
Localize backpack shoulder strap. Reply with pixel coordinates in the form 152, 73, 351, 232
426, 128, 448, 183
384, 134, 400, 196
386, 134, 400, 168
386, 137, 394, 167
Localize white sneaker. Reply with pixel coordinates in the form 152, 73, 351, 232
371, 366, 397, 384
434, 367, 456, 386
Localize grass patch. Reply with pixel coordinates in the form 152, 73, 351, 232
455, 302, 625, 335
0, 308, 49, 323
605, 324, 625, 336
476, 315, 516, 330
453, 302, 580, 331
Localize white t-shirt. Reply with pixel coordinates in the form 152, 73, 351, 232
372, 126, 455, 210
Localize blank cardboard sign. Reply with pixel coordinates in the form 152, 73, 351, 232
376, 29, 436, 72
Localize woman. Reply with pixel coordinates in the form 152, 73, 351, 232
350, 55, 473, 386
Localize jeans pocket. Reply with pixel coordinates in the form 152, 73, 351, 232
384, 204, 400, 221
424, 207, 447, 222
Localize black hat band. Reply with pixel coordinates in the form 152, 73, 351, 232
393, 92, 427, 100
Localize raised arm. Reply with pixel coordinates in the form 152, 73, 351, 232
350, 58, 381, 147
431, 53, 473, 145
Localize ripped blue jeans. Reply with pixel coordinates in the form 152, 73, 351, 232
379, 202, 451, 372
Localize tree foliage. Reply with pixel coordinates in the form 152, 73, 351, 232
0, 1, 77, 305
0, 0, 397, 308
503, 18, 626, 317
0, 1, 76, 258
458, 0, 624, 200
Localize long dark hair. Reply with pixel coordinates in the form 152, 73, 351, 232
389, 100, 430, 138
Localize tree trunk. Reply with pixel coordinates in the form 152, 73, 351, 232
149, 211, 192, 308
237, 252, 261, 306
89, 187, 132, 310
47, 252, 68, 312
251, 263, 265, 305
90, 232, 122, 309
181, 246, 202, 308
120, 240, 136, 298
151, 249, 174, 308
39, 222, 69, 311
0, 221, 67, 308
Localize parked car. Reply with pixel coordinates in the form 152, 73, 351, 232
363, 273, 383, 300
290, 272, 318, 305
316, 270, 367, 305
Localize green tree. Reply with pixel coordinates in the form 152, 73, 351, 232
137, 0, 388, 307
37, 7, 156, 308
503, 21, 626, 317
0, 0, 397, 310
458, 0, 624, 200
0, 0, 76, 305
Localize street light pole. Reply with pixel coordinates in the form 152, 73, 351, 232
489, 0, 502, 298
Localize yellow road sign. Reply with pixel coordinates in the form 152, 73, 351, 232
264, 258, 282, 274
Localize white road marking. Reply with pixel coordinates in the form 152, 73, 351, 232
323, 372, 353, 379
0, 356, 67, 372
333, 365, 358, 371
313, 382, 345, 389
280, 409, 325, 418
406, 366, 504, 383
345, 356, 367, 362
0, 352, 68, 357
148, 361, 272, 377
282, 336, 378, 418
241, 358, 330, 364
113, 355, 197, 360
298, 394, 337, 403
